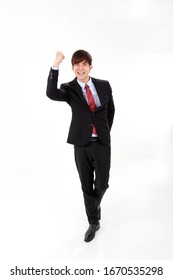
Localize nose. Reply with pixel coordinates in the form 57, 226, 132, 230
78, 64, 83, 70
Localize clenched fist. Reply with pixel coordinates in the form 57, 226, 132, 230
53, 51, 65, 67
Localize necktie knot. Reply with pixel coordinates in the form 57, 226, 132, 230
85, 84, 89, 90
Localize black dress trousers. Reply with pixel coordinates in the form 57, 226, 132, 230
74, 140, 111, 224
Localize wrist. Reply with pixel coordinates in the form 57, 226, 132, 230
53, 63, 60, 68
52, 66, 59, 70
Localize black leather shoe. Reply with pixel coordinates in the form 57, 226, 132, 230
84, 223, 100, 242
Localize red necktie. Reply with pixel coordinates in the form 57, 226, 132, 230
85, 84, 97, 135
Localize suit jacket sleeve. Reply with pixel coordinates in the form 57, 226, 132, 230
107, 81, 115, 130
46, 68, 70, 104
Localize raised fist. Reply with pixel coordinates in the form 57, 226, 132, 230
53, 51, 65, 67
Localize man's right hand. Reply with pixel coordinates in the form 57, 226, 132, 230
53, 51, 65, 67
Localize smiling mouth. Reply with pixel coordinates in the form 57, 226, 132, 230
77, 72, 85, 75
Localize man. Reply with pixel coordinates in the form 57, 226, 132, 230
46, 50, 115, 242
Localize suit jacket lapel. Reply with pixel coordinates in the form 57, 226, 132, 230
92, 78, 107, 108
69, 77, 107, 110
69, 78, 89, 108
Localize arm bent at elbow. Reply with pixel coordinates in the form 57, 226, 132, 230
46, 68, 69, 102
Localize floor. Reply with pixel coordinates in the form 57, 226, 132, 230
1, 158, 172, 264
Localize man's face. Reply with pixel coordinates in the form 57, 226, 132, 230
72, 60, 93, 83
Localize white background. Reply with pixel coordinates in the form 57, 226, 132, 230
0, 0, 173, 274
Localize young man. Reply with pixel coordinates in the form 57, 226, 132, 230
46, 50, 115, 242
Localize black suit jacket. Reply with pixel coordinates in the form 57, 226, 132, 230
46, 69, 115, 146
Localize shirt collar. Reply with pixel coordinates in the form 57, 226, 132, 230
77, 77, 93, 89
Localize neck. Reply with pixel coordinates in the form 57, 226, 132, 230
78, 76, 90, 84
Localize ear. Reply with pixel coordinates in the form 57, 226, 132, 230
90, 64, 93, 70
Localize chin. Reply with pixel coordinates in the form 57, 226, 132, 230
78, 76, 85, 81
